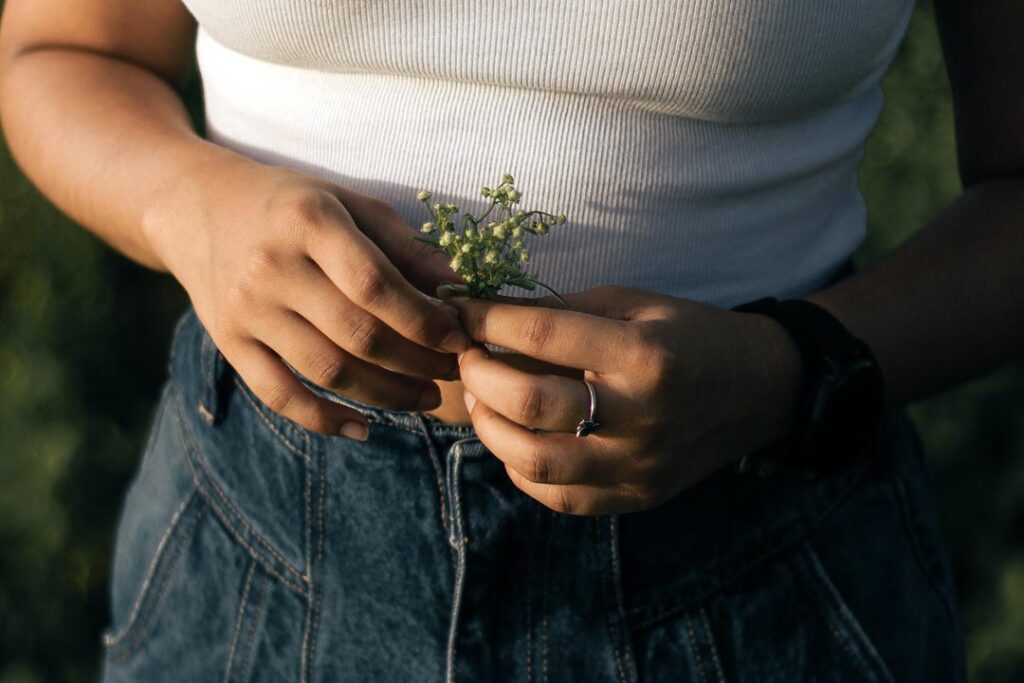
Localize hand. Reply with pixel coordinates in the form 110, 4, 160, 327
448, 285, 804, 515
145, 156, 471, 438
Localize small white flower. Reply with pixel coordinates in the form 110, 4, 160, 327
512, 226, 523, 238
439, 231, 454, 246
502, 172, 514, 184
461, 243, 472, 254
507, 190, 521, 202
421, 222, 434, 233
417, 190, 431, 202
450, 256, 462, 271
484, 250, 498, 264
519, 249, 529, 262
492, 223, 508, 239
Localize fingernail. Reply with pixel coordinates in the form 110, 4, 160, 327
416, 385, 442, 411
340, 421, 369, 441
463, 389, 477, 414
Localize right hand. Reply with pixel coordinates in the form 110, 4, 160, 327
145, 154, 471, 439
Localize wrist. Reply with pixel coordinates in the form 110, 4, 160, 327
741, 311, 805, 453
140, 142, 253, 279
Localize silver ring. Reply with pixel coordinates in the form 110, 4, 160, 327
575, 379, 602, 437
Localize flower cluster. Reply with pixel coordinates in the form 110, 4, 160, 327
414, 172, 568, 304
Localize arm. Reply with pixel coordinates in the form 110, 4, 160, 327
0, 0, 470, 437
805, 0, 1024, 405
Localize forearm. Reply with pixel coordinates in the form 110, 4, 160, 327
0, 47, 243, 271
806, 178, 1024, 406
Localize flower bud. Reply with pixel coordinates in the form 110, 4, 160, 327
502, 172, 514, 185
446, 203, 458, 213
461, 243, 472, 254
555, 213, 567, 224
450, 256, 462, 271
433, 202, 442, 212
492, 223, 507, 239
481, 186, 492, 197
417, 190, 431, 202
421, 222, 434, 233
519, 250, 529, 262
439, 231, 454, 247
507, 190, 521, 203
512, 226, 523, 238
484, 250, 498, 264
537, 222, 549, 234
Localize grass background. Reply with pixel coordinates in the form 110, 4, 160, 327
1, 1, 1022, 680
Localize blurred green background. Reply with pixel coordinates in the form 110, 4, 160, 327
1, 2, 1022, 681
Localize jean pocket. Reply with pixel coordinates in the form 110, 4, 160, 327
101, 387, 306, 680
630, 539, 896, 683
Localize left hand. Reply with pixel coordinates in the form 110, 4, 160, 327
447, 285, 805, 515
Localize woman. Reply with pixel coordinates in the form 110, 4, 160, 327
0, 0, 1017, 680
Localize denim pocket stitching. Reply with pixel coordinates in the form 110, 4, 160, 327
222, 560, 257, 683
232, 376, 310, 456
102, 489, 200, 650
800, 541, 895, 683
696, 608, 726, 683
174, 389, 309, 594
104, 496, 208, 662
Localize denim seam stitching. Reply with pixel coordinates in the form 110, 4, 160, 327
697, 607, 726, 683
238, 567, 269, 683
594, 517, 628, 683
609, 515, 638, 683
106, 503, 208, 662
175, 392, 309, 592
233, 377, 310, 456
444, 442, 469, 683
683, 612, 708, 683
416, 414, 450, 539
541, 512, 552, 683
298, 434, 314, 683
222, 560, 256, 683
627, 465, 869, 630
802, 541, 894, 682
102, 489, 199, 649
302, 452, 327, 683
889, 471, 962, 632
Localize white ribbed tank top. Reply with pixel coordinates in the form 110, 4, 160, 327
182, 0, 915, 307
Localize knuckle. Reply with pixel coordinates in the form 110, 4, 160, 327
513, 385, 546, 426
307, 350, 350, 390
259, 383, 295, 417
547, 487, 577, 515
520, 313, 556, 354
345, 316, 386, 359
281, 190, 329, 230
522, 446, 553, 484
350, 264, 390, 307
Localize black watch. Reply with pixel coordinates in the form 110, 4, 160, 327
731, 296, 886, 478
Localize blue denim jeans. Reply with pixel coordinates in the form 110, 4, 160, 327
100, 307, 967, 682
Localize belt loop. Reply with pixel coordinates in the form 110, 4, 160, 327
197, 323, 232, 425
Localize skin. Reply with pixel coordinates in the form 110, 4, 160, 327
1, 2, 1021, 514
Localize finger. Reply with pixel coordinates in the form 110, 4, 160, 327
449, 297, 635, 372
468, 397, 624, 485
445, 285, 663, 321
459, 346, 612, 432
226, 339, 369, 439
326, 185, 464, 294
256, 309, 441, 412
290, 261, 459, 380
502, 463, 647, 516
301, 196, 471, 354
